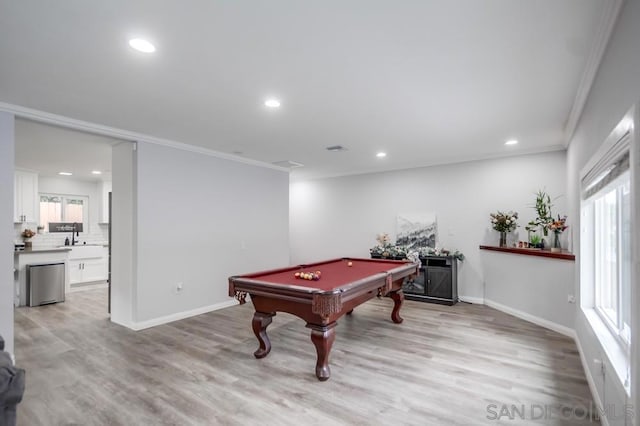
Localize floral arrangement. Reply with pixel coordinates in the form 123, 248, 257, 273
548, 215, 568, 234
21, 229, 36, 239
370, 232, 399, 257
418, 246, 465, 261
370, 243, 407, 259
370, 233, 464, 261
489, 211, 518, 233
375, 233, 391, 246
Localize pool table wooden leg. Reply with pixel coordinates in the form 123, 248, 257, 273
252, 311, 275, 358
390, 290, 404, 324
307, 322, 337, 381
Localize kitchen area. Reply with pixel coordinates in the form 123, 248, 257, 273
13, 119, 117, 309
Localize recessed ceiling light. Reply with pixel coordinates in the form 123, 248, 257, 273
505, 139, 518, 145
265, 99, 281, 108
129, 38, 156, 53
91, 170, 102, 175
376, 152, 387, 158
59, 172, 73, 176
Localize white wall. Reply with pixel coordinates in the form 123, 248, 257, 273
133, 141, 290, 324
111, 142, 135, 327
566, 0, 640, 423
480, 251, 574, 332
0, 112, 15, 354
290, 150, 568, 302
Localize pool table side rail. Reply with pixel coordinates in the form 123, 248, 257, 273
228, 261, 419, 319
229, 259, 418, 297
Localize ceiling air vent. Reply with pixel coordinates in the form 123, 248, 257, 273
272, 160, 304, 169
326, 145, 347, 152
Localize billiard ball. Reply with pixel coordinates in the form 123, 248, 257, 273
294, 272, 300, 278
347, 261, 353, 267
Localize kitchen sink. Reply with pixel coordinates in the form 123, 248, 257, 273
57, 245, 106, 260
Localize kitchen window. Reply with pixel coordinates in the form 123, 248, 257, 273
39, 194, 88, 232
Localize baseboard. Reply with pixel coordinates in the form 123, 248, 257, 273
574, 335, 609, 426
127, 299, 238, 331
484, 298, 574, 337
68, 282, 108, 293
458, 296, 484, 304
109, 317, 134, 330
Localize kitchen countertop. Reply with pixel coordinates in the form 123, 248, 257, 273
14, 247, 73, 255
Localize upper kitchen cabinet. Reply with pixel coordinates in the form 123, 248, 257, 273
14, 170, 38, 223
98, 180, 112, 223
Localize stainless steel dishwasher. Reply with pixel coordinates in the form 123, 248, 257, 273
28, 262, 65, 306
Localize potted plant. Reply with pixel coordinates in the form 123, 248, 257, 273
529, 234, 543, 249
528, 189, 570, 251
529, 189, 554, 237
21, 228, 36, 249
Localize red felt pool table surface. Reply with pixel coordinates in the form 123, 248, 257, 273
237, 257, 409, 291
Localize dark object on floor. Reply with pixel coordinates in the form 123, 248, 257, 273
0, 335, 25, 426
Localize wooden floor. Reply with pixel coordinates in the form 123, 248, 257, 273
14, 289, 598, 425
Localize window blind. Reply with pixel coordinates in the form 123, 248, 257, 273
582, 132, 630, 200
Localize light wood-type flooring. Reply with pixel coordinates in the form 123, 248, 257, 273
14, 288, 598, 425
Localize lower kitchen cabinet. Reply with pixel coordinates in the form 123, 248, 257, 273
68, 247, 108, 284
69, 259, 107, 284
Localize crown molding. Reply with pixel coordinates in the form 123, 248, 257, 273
291, 144, 566, 182
0, 102, 289, 173
563, 0, 625, 145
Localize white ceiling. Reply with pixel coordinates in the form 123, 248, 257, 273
15, 119, 118, 182
0, 1, 606, 180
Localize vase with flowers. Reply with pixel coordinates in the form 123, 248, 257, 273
21, 228, 36, 249
548, 215, 568, 252
489, 211, 518, 247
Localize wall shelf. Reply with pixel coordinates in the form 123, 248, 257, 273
479, 245, 575, 261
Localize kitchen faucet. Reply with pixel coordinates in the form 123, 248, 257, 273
71, 222, 79, 245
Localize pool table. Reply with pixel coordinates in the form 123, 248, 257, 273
228, 257, 418, 381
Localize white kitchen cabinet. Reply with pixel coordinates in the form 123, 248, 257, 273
98, 180, 112, 223
68, 246, 108, 284
80, 258, 107, 283
68, 260, 83, 284
14, 170, 38, 223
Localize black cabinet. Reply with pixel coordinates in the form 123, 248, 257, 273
403, 256, 458, 305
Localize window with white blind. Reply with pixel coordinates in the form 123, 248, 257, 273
593, 171, 631, 344
581, 132, 631, 348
